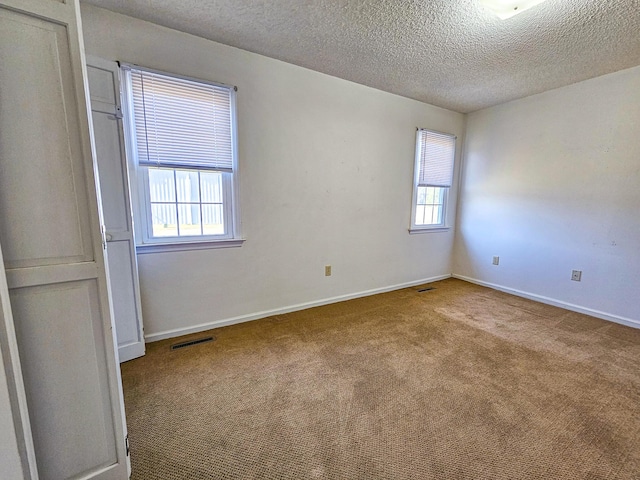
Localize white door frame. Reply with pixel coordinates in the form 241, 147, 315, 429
0, 245, 38, 479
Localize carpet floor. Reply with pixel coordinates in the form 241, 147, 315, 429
121, 279, 640, 479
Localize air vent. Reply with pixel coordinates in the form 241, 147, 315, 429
417, 287, 436, 293
170, 336, 215, 351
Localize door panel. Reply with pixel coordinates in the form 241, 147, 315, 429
104, 241, 143, 355
0, 0, 130, 478
0, 9, 93, 269
91, 108, 130, 233
10, 281, 117, 479
87, 58, 146, 363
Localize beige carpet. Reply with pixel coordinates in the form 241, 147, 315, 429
121, 279, 640, 479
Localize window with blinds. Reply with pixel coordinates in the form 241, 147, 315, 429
411, 129, 456, 229
121, 65, 240, 247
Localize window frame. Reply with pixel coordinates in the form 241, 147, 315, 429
409, 129, 456, 233
119, 64, 243, 252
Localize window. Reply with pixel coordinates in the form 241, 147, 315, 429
121, 65, 241, 250
410, 129, 456, 231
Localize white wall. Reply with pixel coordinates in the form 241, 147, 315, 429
80, 5, 465, 340
455, 65, 640, 326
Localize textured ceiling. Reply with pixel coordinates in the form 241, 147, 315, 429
81, 0, 640, 113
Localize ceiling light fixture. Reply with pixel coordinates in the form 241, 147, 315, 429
479, 0, 550, 19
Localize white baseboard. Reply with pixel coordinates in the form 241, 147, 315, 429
452, 274, 640, 330
145, 274, 452, 342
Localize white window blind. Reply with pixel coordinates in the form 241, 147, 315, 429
417, 130, 456, 188
125, 66, 235, 172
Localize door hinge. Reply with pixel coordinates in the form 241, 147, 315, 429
125, 434, 130, 456
101, 225, 107, 250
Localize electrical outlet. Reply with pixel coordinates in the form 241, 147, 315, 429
571, 270, 582, 282
492, 256, 499, 266
325, 265, 332, 276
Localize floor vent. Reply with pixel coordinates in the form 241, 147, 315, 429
417, 287, 436, 293
170, 336, 215, 351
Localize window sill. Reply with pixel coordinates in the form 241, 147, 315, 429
136, 238, 245, 254
408, 227, 451, 234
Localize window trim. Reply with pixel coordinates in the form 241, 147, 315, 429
119, 63, 243, 251
136, 238, 245, 254
409, 129, 456, 233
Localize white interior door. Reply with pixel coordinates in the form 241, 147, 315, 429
0, 0, 130, 478
87, 57, 146, 363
